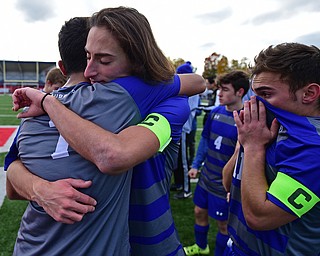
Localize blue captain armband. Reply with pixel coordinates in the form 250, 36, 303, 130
137, 113, 172, 152
268, 172, 320, 217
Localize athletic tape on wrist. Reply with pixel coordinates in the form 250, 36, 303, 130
138, 113, 172, 152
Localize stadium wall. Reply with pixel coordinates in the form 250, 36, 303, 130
0, 60, 56, 94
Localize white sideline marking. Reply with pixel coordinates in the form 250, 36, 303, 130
0, 125, 18, 153
0, 126, 18, 207
0, 167, 6, 207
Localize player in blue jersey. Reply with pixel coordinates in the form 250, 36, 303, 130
8, 8, 205, 255
129, 99, 188, 255
223, 42, 320, 255
129, 62, 200, 255
183, 71, 249, 256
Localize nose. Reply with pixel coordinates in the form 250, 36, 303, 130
84, 59, 97, 79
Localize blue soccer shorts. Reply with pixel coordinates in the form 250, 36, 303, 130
193, 184, 229, 221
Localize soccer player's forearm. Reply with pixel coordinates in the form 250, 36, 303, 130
6, 160, 40, 200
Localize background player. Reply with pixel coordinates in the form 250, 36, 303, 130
184, 70, 249, 256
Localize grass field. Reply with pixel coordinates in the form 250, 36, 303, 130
0, 94, 21, 125
0, 94, 217, 255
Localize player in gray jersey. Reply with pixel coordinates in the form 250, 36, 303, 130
16, 83, 138, 255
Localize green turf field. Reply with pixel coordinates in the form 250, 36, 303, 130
0, 94, 217, 256
0, 94, 21, 125
0, 94, 28, 256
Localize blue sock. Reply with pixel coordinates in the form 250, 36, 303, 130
214, 232, 229, 256
194, 224, 209, 249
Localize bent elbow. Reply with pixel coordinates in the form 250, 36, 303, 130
244, 212, 269, 231
222, 177, 230, 193
6, 191, 15, 200
95, 150, 126, 175
6, 188, 21, 200
6, 179, 19, 200
95, 159, 116, 175
245, 216, 261, 230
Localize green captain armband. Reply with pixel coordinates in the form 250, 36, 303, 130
137, 113, 172, 152
268, 172, 320, 217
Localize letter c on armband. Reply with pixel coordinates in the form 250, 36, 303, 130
138, 113, 171, 152
288, 188, 312, 210
268, 172, 319, 217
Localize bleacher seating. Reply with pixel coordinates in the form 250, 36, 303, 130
0, 60, 56, 94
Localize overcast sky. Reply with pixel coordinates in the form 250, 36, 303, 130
1, 0, 320, 74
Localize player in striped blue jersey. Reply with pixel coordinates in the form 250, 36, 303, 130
129, 98, 188, 255
224, 42, 320, 255
184, 71, 249, 256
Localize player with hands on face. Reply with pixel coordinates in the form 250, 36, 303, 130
225, 42, 320, 256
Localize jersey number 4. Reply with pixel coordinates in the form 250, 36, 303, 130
214, 136, 223, 150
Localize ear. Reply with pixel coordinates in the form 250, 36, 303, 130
46, 79, 53, 86
58, 60, 67, 76
236, 88, 245, 97
302, 83, 320, 104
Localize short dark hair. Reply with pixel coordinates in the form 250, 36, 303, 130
58, 17, 89, 76
207, 75, 216, 84
218, 70, 249, 96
